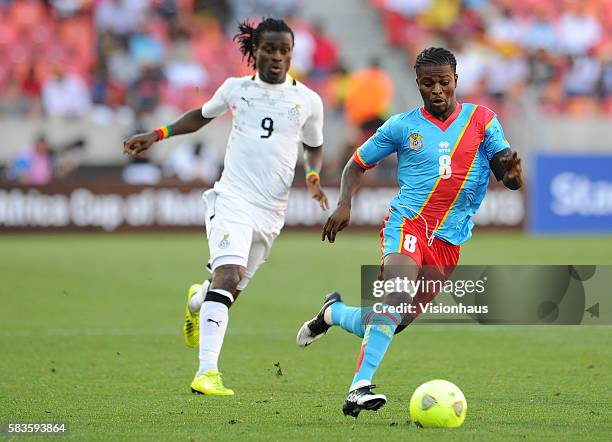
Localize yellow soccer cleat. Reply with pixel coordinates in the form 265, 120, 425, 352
191, 370, 235, 396
183, 284, 202, 348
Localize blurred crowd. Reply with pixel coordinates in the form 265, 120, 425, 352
0, 0, 397, 186
372, 0, 612, 115
0, 0, 342, 122
4, 0, 609, 186
0, 0, 346, 184
5, 134, 85, 184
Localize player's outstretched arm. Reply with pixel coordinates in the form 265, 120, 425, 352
303, 144, 329, 211
123, 109, 214, 157
322, 159, 366, 243
499, 150, 524, 190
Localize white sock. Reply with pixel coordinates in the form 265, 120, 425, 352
189, 279, 211, 313
323, 306, 333, 326
349, 379, 372, 392
197, 289, 232, 375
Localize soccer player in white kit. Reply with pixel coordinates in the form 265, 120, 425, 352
123, 18, 327, 396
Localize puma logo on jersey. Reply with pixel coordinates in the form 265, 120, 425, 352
241, 97, 251, 106
207, 319, 222, 327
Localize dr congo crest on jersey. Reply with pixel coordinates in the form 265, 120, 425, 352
409, 132, 423, 151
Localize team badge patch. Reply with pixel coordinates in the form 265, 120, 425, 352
288, 103, 301, 125
409, 132, 423, 151
218, 234, 230, 249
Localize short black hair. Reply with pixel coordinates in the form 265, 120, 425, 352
414, 47, 457, 73
233, 17, 294, 69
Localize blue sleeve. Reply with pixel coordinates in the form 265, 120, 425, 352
353, 115, 402, 169
482, 116, 510, 161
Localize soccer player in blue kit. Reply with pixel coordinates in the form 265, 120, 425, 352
297, 48, 524, 416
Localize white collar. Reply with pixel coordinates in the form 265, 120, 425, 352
253, 72, 294, 88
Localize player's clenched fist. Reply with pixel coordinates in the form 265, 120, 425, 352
500, 151, 522, 179
322, 203, 351, 243
499, 150, 524, 189
123, 132, 157, 157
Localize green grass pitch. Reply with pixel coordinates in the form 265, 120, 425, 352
1, 231, 611, 441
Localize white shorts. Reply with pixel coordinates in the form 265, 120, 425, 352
203, 189, 285, 291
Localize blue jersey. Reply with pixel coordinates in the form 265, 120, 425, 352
353, 103, 509, 245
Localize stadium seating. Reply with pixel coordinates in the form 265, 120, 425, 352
0, 0, 331, 118
369, 0, 612, 115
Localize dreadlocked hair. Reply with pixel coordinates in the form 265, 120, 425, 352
414, 47, 457, 73
233, 17, 294, 69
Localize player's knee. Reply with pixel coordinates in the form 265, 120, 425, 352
383, 254, 419, 279
211, 265, 244, 292
385, 291, 412, 307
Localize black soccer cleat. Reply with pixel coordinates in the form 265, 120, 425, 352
342, 385, 387, 418
296, 291, 343, 347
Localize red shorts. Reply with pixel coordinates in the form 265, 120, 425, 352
380, 212, 461, 319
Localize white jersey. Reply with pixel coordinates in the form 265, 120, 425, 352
201, 74, 324, 211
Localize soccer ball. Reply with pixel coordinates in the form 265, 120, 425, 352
409, 379, 467, 428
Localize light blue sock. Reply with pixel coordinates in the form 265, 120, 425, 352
330, 302, 366, 338
351, 311, 400, 389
